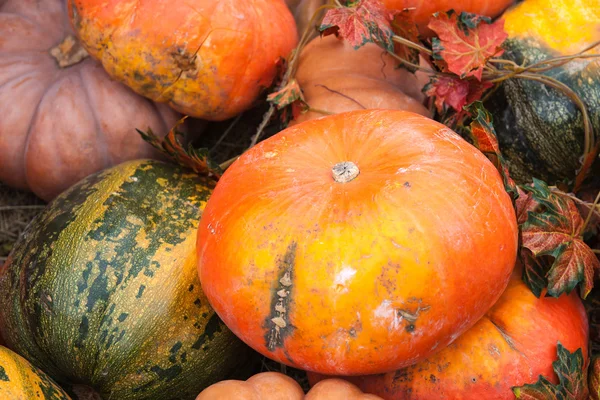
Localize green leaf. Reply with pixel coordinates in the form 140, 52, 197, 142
512, 343, 588, 400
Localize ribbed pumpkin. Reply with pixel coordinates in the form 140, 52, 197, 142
292, 35, 430, 124
307, 265, 589, 399
0, 346, 71, 400
485, 0, 600, 184
67, 0, 299, 121
197, 109, 519, 375
0, 160, 252, 400
196, 372, 383, 399
0, 0, 179, 201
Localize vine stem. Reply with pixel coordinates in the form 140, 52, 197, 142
583, 190, 600, 234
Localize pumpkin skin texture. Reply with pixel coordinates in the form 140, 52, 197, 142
0, 160, 252, 400
292, 35, 430, 124
307, 266, 589, 399
484, 0, 600, 184
0, 346, 71, 400
67, 0, 299, 121
196, 372, 383, 400
197, 109, 519, 375
0, 0, 180, 202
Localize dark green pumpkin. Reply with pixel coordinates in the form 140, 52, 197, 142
485, 0, 600, 185
0, 159, 253, 400
0, 345, 71, 400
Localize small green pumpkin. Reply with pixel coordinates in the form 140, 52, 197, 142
485, 0, 600, 184
0, 345, 71, 400
0, 159, 253, 400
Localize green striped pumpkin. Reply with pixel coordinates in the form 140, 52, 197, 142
0, 346, 71, 400
0, 159, 253, 400
485, 0, 600, 185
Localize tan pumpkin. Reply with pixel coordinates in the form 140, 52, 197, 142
291, 35, 430, 124
0, 0, 179, 201
196, 372, 383, 399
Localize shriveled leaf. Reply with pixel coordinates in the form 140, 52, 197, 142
267, 78, 306, 110
424, 76, 493, 113
520, 179, 599, 298
391, 9, 420, 70
465, 102, 517, 199
138, 117, 222, 179
590, 356, 600, 400
516, 186, 541, 225
513, 343, 588, 400
428, 11, 507, 80
319, 0, 396, 52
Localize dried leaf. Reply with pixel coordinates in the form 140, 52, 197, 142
512, 343, 588, 400
267, 78, 306, 110
424, 76, 493, 113
319, 0, 396, 52
520, 179, 599, 298
137, 117, 222, 179
428, 11, 507, 80
589, 356, 600, 400
465, 102, 517, 199
391, 9, 420, 70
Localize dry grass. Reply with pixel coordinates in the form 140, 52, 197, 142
0, 183, 45, 263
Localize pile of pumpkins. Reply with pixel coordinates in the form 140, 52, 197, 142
0, 0, 597, 399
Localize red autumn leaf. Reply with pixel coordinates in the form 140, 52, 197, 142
319, 0, 396, 52
520, 182, 599, 298
589, 356, 600, 400
516, 186, 541, 224
267, 78, 306, 110
391, 9, 420, 68
137, 116, 222, 179
428, 11, 508, 80
465, 102, 517, 199
424, 75, 493, 113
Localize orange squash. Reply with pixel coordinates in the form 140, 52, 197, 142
67, 0, 298, 121
197, 109, 519, 375
307, 265, 589, 399
196, 372, 383, 399
292, 35, 430, 124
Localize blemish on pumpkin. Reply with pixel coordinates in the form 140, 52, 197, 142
265, 242, 298, 352
0, 366, 8, 381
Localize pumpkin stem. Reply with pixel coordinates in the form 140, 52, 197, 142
332, 161, 359, 183
49, 35, 89, 68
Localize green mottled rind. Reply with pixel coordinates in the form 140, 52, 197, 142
0, 160, 252, 400
0, 346, 71, 399
485, 37, 600, 185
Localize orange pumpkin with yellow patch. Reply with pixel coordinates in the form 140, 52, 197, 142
197, 109, 519, 375
67, 0, 298, 121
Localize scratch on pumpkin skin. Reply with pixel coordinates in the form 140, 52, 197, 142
265, 242, 298, 352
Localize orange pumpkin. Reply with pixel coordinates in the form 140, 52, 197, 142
0, 0, 178, 201
384, 0, 515, 33
197, 109, 519, 375
307, 265, 589, 399
292, 35, 430, 124
196, 372, 383, 399
286, 0, 515, 37
67, 0, 298, 121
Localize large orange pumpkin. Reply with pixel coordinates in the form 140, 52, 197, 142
197, 109, 519, 375
292, 35, 430, 124
307, 264, 590, 399
0, 0, 178, 201
67, 0, 299, 121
